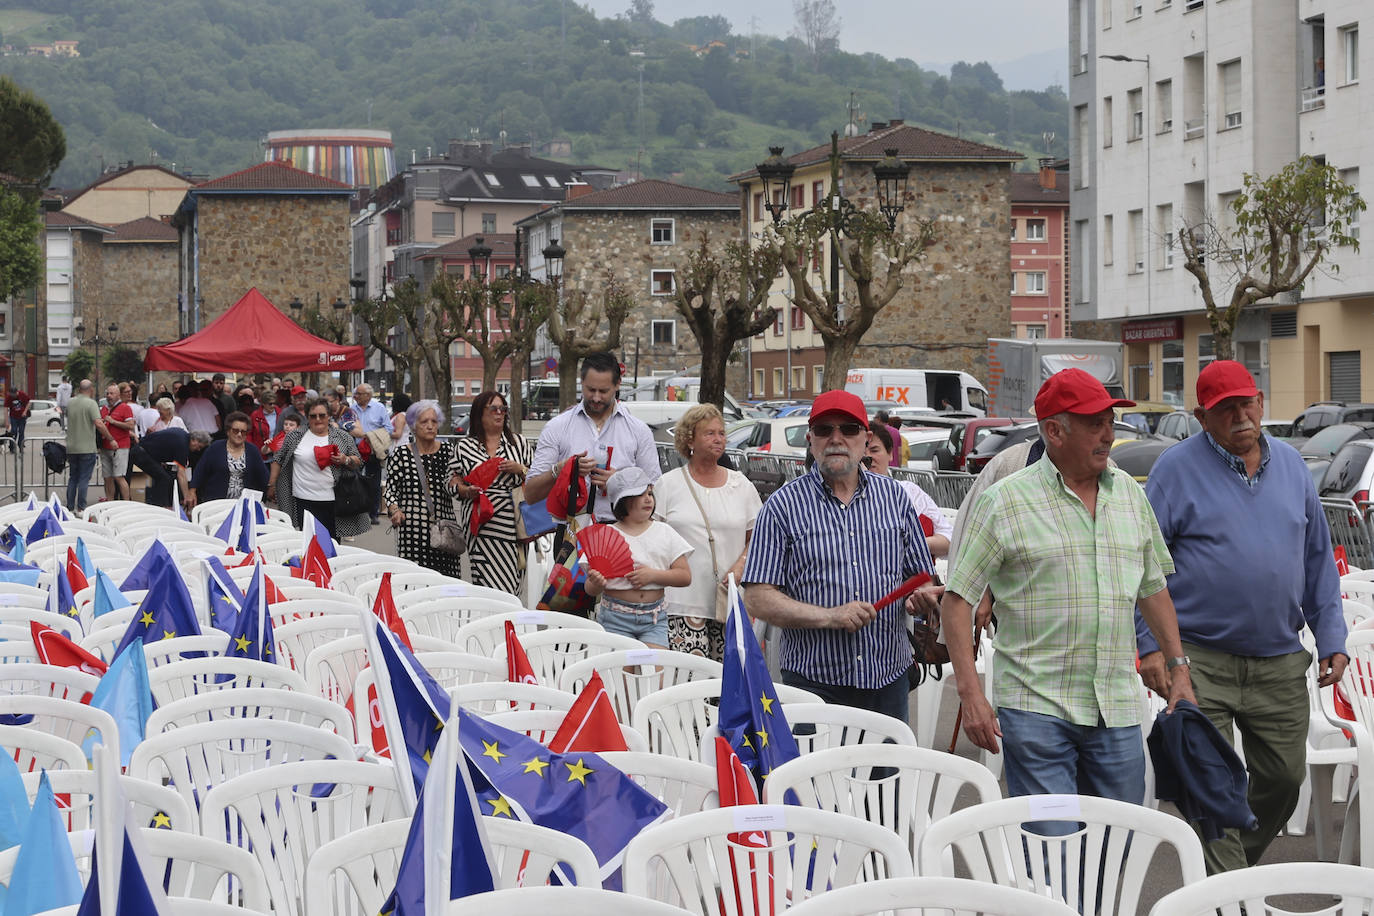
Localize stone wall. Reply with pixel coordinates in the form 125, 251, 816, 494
560, 209, 741, 384
192, 195, 352, 323
846, 161, 1015, 383
98, 242, 180, 349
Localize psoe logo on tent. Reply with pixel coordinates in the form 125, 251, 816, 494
318, 352, 347, 365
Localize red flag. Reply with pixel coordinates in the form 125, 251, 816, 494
549, 670, 627, 753
263, 575, 286, 605
1335, 545, 1351, 576
505, 620, 538, 688
302, 535, 333, 589
30, 621, 107, 677
65, 548, 90, 594
370, 572, 412, 650
714, 736, 774, 916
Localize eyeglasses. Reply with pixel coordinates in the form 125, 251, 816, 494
228, 426, 249, 434
811, 422, 865, 439
308, 412, 329, 420
486, 405, 509, 413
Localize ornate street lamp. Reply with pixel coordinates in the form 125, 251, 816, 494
331, 296, 348, 314
468, 235, 493, 281
289, 296, 304, 314
542, 238, 566, 282
872, 148, 911, 232
754, 146, 796, 226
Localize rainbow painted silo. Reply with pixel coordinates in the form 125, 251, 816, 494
264, 129, 396, 189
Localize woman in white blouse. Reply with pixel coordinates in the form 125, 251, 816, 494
653, 404, 762, 660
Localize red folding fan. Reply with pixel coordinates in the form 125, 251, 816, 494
547, 457, 589, 521
464, 457, 503, 534
575, 524, 636, 579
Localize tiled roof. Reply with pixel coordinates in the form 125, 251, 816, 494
560, 179, 738, 210
64, 163, 195, 202
195, 160, 353, 192
104, 216, 179, 243
730, 122, 1023, 181
45, 211, 113, 232
1010, 171, 1069, 204
417, 232, 517, 261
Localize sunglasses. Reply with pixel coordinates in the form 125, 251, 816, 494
228, 426, 249, 434
486, 405, 509, 413
811, 422, 865, 439
308, 412, 329, 420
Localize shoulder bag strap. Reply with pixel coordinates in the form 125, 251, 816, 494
681, 469, 720, 582
412, 442, 437, 523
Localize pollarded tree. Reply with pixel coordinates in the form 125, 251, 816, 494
764, 191, 937, 392
547, 272, 634, 409
672, 237, 783, 408
353, 276, 455, 400
1179, 155, 1364, 360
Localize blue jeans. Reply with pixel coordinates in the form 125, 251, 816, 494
781, 669, 910, 724
66, 451, 98, 512
999, 707, 1145, 834
596, 596, 668, 646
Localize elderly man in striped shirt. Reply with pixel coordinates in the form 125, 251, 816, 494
742, 390, 939, 723
941, 369, 1195, 811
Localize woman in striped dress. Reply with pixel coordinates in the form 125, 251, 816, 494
449, 390, 531, 595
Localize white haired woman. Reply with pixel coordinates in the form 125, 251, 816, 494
651, 403, 762, 660
381, 399, 462, 577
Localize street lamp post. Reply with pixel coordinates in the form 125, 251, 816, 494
73, 321, 118, 389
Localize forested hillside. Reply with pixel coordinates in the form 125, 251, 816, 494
0, 0, 1068, 190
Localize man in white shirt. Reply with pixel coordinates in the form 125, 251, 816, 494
55, 376, 72, 428
525, 351, 660, 523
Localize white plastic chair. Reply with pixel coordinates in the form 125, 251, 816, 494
782, 701, 919, 753
305, 633, 462, 708
146, 687, 355, 742
1331, 628, 1374, 865
274, 615, 362, 671
328, 560, 425, 596
143, 633, 231, 670
0, 663, 99, 702
785, 876, 1080, 916
22, 769, 193, 833
516, 630, 650, 692
128, 719, 358, 832
0, 724, 89, 774
0, 606, 82, 640
1147, 860, 1374, 915
199, 760, 409, 916
558, 648, 723, 724
484, 709, 650, 753
631, 679, 822, 762
451, 609, 602, 657
360, 575, 522, 609
137, 828, 273, 911
398, 597, 533, 642
599, 750, 720, 818
148, 655, 307, 706
450, 887, 687, 916
765, 743, 1001, 867
917, 793, 1207, 916
623, 805, 915, 913
0, 695, 119, 766
452, 681, 576, 714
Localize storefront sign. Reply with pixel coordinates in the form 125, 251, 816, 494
1122, 318, 1182, 344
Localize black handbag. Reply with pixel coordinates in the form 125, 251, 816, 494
334, 467, 369, 516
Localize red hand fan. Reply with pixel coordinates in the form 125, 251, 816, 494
575, 524, 636, 579
313, 445, 335, 469
465, 456, 502, 489
547, 457, 589, 520
919, 514, 936, 537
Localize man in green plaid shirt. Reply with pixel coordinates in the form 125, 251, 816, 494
941, 369, 1195, 810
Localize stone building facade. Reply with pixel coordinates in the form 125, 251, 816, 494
517, 180, 745, 391
174, 161, 354, 337
99, 218, 181, 351
734, 122, 1022, 399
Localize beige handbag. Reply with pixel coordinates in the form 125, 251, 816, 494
682, 469, 733, 624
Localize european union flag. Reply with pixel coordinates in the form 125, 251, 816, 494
223, 564, 273, 666
203, 555, 243, 631
46, 493, 70, 521
5, 771, 83, 915
112, 562, 202, 660
0, 525, 18, 554
25, 506, 64, 543
213, 497, 264, 553
719, 583, 799, 795
364, 618, 450, 803
83, 637, 154, 767
46, 565, 79, 623
74, 824, 164, 916
458, 709, 669, 887
93, 569, 132, 619
121, 539, 177, 592
380, 712, 497, 916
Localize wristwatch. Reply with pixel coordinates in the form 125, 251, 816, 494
1165, 655, 1191, 672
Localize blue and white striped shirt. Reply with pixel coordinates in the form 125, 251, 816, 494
743, 467, 935, 689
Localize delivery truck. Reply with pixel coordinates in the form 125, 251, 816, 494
987, 338, 1126, 416
843, 368, 988, 415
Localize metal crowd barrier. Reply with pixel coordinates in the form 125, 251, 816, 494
1322, 497, 1374, 570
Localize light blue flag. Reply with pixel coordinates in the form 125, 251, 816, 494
6, 532, 23, 565
94, 569, 132, 618
2, 771, 83, 916
0, 554, 39, 588
84, 637, 154, 766
0, 752, 29, 851
74, 537, 94, 579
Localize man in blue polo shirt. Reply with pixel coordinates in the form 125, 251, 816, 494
1140, 360, 1347, 873
743, 389, 938, 721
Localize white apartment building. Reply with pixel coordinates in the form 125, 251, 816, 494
1071, 0, 1368, 418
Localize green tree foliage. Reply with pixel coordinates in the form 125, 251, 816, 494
0, 188, 41, 300
103, 345, 144, 384
64, 347, 94, 384
1179, 155, 1366, 360
0, 0, 1066, 188
0, 75, 66, 189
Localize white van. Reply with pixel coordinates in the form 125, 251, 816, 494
844, 368, 988, 416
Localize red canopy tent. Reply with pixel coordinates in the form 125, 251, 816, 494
144, 288, 365, 373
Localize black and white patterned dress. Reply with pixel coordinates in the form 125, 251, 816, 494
449, 434, 532, 596
381, 441, 462, 578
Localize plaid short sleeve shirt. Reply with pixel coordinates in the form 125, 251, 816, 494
945, 458, 1174, 727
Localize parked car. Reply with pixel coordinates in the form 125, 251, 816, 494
448, 403, 473, 435
899, 427, 952, 472
26, 399, 63, 431
965, 421, 1146, 474
1319, 439, 1374, 506
725, 417, 810, 456
1261, 419, 1294, 439
1115, 400, 1177, 434
932, 417, 1034, 472
1155, 410, 1202, 441
1291, 402, 1374, 441
1299, 422, 1374, 462
773, 404, 813, 417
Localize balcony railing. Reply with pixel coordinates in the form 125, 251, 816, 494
1301, 87, 1326, 112
1184, 118, 1206, 139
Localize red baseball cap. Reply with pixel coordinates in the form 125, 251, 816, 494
1197, 360, 1259, 410
290, 386, 307, 397
809, 390, 869, 429
1034, 368, 1135, 417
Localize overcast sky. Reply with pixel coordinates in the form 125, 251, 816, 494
582, 0, 1068, 75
